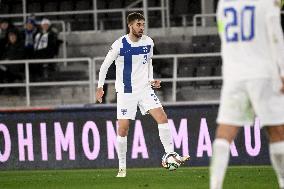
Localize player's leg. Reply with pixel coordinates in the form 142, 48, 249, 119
140, 89, 190, 162
210, 124, 240, 189
246, 78, 284, 188
138, 89, 174, 153
116, 92, 138, 177
266, 125, 284, 189
211, 80, 247, 189
116, 119, 130, 177
139, 91, 171, 150
148, 107, 174, 153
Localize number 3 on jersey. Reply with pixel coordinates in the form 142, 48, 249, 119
142, 55, 147, 64
224, 6, 255, 42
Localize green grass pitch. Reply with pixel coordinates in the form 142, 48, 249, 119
0, 166, 278, 189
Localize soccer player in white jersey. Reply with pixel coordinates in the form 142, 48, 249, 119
210, 0, 284, 188
96, 12, 189, 177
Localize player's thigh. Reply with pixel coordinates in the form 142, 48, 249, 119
117, 92, 138, 120
265, 125, 284, 143
148, 107, 168, 124
216, 124, 240, 143
138, 89, 163, 117
217, 80, 254, 126
247, 78, 284, 126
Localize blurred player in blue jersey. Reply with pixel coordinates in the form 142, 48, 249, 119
96, 12, 189, 177
210, 0, 284, 189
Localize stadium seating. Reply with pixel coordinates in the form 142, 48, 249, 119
0, 0, 202, 30
177, 86, 220, 101
27, 2, 42, 13
75, 0, 92, 10
208, 35, 221, 52
10, 2, 22, 14
0, 2, 9, 14
191, 35, 221, 53
43, 1, 58, 12
178, 58, 199, 78
58, 1, 75, 23
108, 1, 123, 9
0, 0, 222, 106
195, 58, 214, 86
212, 57, 222, 88
59, 1, 74, 12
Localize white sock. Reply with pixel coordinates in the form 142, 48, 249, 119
269, 141, 284, 188
158, 123, 174, 153
210, 138, 230, 189
117, 136, 127, 170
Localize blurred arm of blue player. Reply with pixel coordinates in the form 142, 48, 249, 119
266, 3, 284, 93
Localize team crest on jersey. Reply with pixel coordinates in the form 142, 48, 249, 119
142, 46, 148, 53
121, 109, 127, 115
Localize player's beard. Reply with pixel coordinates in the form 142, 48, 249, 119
131, 27, 143, 38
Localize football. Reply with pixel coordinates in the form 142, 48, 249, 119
161, 152, 182, 171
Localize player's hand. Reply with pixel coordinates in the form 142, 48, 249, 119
96, 87, 104, 103
281, 77, 284, 94
150, 80, 161, 89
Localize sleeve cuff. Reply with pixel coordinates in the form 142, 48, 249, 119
97, 82, 104, 88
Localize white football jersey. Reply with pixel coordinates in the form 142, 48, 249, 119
98, 34, 154, 93
217, 0, 284, 81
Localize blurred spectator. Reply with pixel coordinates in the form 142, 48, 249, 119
34, 18, 58, 59
0, 29, 25, 83
0, 19, 15, 59
3, 29, 25, 60
32, 18, 59, 80
23, 18, 38, 59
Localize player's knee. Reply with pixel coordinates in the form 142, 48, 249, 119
215, 124, 239, 143
118, 125, 129, 137
266, 125, 284, 142
118, 119, 129, 137
118, 128, 128, 137
156, 112, 168, 124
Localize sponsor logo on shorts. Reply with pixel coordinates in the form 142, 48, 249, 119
121, 109, 127, 115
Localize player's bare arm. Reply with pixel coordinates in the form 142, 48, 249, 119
96, 87, 104, 103
97, 39, 118, 104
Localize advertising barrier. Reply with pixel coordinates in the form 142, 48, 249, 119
0, 105, 269, 170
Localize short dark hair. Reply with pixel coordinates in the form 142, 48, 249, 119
127, 12, 145, 24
